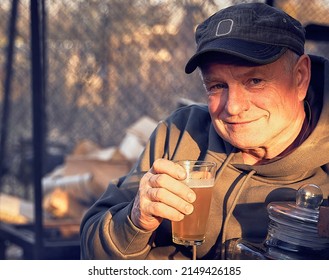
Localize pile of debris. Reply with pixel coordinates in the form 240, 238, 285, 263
0, 116, 158, 237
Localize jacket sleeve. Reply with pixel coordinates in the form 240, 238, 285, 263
80, 104, 211, 259
80, 121, 169, 259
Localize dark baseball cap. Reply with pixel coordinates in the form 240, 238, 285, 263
185, 3, 305, 74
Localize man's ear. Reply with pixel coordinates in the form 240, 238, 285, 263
294, 54, 311, 101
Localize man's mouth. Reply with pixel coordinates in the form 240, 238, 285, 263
223, 118, 262, 129
225, 119, 256, 125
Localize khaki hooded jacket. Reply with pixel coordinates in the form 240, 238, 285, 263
80, 55, 329, 260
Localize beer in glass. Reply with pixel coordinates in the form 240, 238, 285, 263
172, 160, 216, 246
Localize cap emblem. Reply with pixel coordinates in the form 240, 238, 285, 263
216, 19, 234, 37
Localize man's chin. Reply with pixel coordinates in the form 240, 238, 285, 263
227, 139, 263, 151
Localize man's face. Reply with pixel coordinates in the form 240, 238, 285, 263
200, 54, 307, 153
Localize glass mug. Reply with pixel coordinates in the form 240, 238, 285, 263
171, 160, 216, 247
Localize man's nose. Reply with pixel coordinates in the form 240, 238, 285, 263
224, 86, 250, 116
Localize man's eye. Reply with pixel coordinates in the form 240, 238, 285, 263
213, 83, 227, 89
205, 83, 228, 95
250, 78, 263, 85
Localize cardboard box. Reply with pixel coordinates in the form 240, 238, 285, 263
63, 146, 131, 198
119, 116, 157, 161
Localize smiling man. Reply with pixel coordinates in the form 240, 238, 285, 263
200, 50, 310, 165
80, 3, 329, 260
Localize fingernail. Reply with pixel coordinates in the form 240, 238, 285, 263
177, 167, 186, 179
178, 213, 184, 221
185, 204, 193, 215
187, 192, 196, 203
178, 171, 185, 180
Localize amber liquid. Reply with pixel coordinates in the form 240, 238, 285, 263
172, 183, 213, 245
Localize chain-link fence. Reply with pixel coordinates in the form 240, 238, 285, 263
1, 0, 329, 197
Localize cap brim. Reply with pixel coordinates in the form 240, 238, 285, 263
185, 38, 287, 74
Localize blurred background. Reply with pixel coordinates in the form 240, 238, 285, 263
0, 0, 329, 260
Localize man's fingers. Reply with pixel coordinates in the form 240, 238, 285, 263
148, 173, 196, 203
144, 201, 185, 222
146, 187, 194, 215
131, 159, 197, 231
151, 159, 186, 180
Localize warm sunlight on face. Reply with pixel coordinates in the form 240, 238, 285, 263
200, 53, 309, 156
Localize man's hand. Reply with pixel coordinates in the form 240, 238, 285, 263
131, 159, 196, 231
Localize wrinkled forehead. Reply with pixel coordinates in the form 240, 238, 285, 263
200, 62, 270, 83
